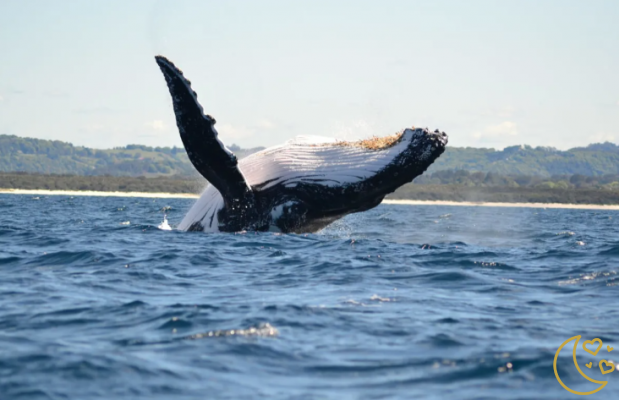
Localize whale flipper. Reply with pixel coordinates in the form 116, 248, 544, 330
155, 55, 448, 233
155, 56, 253, 207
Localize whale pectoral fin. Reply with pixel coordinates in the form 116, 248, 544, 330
155, 56, 252, 205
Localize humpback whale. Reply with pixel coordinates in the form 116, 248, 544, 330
155, 55, 448, 233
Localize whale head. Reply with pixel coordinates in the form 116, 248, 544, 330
373, 127, 448, 187
401, 127, 448, 166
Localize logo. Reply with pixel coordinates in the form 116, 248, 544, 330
554, 335, 615, 395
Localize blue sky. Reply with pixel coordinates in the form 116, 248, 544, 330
0, 0, 617, 150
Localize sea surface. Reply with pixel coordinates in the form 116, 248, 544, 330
1, 193, 618, 399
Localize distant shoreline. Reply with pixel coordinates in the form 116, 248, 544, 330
383, 199, 619, 210
2, 188, 619, 210
0, 188, 199, 199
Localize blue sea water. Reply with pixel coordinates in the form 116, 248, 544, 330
1, 193, 619, 400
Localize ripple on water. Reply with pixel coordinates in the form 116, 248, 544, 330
1, 195, 619, 399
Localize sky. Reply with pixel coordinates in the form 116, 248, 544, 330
0, 0, 617, 150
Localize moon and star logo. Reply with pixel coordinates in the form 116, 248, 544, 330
554, 335, 615, 395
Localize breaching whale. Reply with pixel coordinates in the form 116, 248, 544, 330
155, 55, 448, 233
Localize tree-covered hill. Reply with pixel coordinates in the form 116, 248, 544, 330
430, 143, 619, 176
1, 134, 619, 177
3, 170, 619, 205
0, 135, 263, 177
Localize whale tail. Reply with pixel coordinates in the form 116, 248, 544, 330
155, 56, 255, 211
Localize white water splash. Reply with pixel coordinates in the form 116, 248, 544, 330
158, 215, 172, 231
185, 323, 278, 339
370, 294, 393, 302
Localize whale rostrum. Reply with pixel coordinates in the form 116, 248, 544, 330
155, 55, 448, 233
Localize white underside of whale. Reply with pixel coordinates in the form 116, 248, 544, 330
178, 129, 423, 232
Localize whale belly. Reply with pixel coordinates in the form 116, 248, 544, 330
178, 185, 224, 232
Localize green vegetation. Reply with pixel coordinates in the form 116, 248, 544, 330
0, 135, 263, 177
413, 169, 619, 190
2, 134, 619, 204
0, 172, 202, 194
2, 134, 619, 178
389, 185, 619, 205
397, 170, 619, 204
429, 142, 619, 176
1, 171, 619, 205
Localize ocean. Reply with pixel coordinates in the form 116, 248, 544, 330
1, 193, 618, 399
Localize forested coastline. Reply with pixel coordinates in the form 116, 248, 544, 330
0, 172, 202, 194
2, 134, 619, 204
2, 171, 619, 205
3, 134, 619, 177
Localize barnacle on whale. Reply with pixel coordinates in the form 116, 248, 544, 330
334, 131, 405, 150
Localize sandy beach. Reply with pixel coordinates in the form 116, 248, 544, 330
0, 188, 200, 199
2, 188, 619, 210
382, 199, 619, 210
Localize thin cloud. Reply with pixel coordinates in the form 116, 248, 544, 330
6, 87, 24, 95
331, 119, 375, 141
79, 124, 105, 134
217, 119, 277, 141
256, 119, 275, 129
591, 132, 616, 143
472, 121, 518, 139
0, 95, 3, 102
44, 90, 70, 98
146, 120, 167, 131
73, 107, 124, 115
218, 123, 254, 140
496, 106, 516, 119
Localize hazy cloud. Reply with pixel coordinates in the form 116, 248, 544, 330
470, 106, 517, 120
496, 106, 516, 119
146, 120, 167, 131
44, 90, 70, 98
472, 121, 518, 139
79, 124, 105, 133
216, 119, 277, 142
218, 123, 254, 140
257, 119, 275, 129
392, 59, 408, 67
0, 94, 3, 102
591, 132, 616, 142
2, 87, 24, 95
73, 107, 124, 115
330, 119, 375, 141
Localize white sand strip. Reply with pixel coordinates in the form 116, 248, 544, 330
2, 189, 619, 210
0, 189, 199, 199
382, 199, 619, 210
